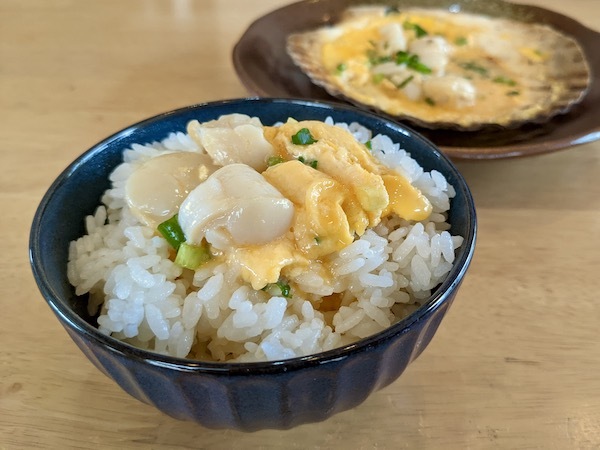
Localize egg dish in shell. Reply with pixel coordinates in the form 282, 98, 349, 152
287, 5, 591, 131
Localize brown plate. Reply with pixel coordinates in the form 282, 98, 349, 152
232, 0, 600, 159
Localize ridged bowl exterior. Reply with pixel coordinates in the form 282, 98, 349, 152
60, 293, 454, 431
30, 98, 476, 431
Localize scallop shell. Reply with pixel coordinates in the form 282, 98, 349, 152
287, 7, 592, 131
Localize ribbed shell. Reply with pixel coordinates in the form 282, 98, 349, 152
287, 7, 592, 131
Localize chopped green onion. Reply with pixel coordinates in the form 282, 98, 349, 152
425, 97, 436, 106
395, 52, 432, 74
459, 61, 488, 76
291, 128, 318, 145
365, 140, 372, 150
493, 76, 516, 86
174, 242, 211, 270
395, 51, 410, 65
157, 214, 185, 250
297, 155, 318, 169
397, 75, 414, 89
372, 73, 385, 84
275, 280, 291, 298
455, 36, 468, 46
507, 90, 520, 96
262, 280, 292, 298
385, 6, 400, 15
371, 55, 393, 65
403, 21, 428, 38
367, 50, 392, 66
368, 48, 431, 75
267, 155, 285, 166
410, 61, 432, 74
335, 63, 347, 74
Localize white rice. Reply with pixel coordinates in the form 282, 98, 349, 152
67, 118, 463, 362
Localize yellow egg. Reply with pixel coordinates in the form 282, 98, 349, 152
167, 118, 433, 291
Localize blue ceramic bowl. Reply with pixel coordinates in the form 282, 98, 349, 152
30, 98, 476, 431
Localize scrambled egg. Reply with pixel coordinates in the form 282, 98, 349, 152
125, 115, 432, 291
234, 119, 431, 289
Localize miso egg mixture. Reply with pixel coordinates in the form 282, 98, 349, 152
124, 114, 432, 294
319, 8, 528, 119
287, 6, 591, 130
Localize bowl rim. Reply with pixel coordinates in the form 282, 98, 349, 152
29, 97, 477, 374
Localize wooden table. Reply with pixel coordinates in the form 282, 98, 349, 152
2, 0, 599, 448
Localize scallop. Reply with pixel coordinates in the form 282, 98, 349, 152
178, 164, 294, 246
378, 22, 407, 54
125, 152, 218, 228
187, 114, 275, 171
422, 76, 476, 108
408, 35, 451, 77
286, 6, 591, 131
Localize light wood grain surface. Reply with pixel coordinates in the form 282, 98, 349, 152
2, 0, 600, 448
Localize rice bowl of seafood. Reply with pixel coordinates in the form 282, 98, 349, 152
68, 107, 461, 361
30, 98, 476, 429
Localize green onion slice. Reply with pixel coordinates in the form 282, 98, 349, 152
275, 281, 291, 298
455, 36, 468, 46
403, 21, 428, 38
267, 155, 285, 166
174, 242, 211, 270
367, 50, 392, 66
262, 280, 292, 298
395, 52, 432, 74
397, 75, 414, 89
297, 155, 318, 169
157, 214, 185, 250
459, 61, 488, 76
291, 128, 318, 145
493, 76, 516, 86
372, 73, 385, 84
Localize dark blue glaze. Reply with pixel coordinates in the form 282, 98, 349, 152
29, 98, 477, 431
